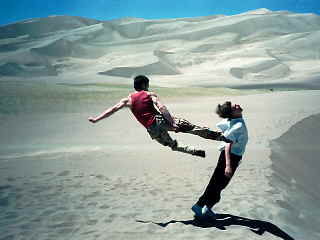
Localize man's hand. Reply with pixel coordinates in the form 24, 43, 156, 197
88, 117, 97, 123
225, 166, 233, 178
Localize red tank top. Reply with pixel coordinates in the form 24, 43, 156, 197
130, 91, 159, 128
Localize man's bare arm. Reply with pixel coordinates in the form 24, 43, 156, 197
150, 92, 177, 129
224, 142, 233, 178
88, 97, 129, 123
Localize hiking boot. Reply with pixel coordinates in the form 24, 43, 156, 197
193, 150, 206, 158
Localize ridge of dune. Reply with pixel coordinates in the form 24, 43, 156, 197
0, 15, 100, 39
240, 8, 273, 15
0, 10, 320, 89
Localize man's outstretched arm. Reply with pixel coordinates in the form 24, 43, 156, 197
88, 97, 129, 123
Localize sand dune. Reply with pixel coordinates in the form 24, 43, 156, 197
0, 15, 100, 39
0, 62, 57, 77
230, 59, 291, 81
270, 114, 320, 240
271, 113, 320, 200
1, 8, 320, 240
0, 9, 319, 88
99, 61, 179, 78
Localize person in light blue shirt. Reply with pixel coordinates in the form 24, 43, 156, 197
216, 113, 248, 157
192, 101, 248, 219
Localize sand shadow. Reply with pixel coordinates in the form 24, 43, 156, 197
137, 213, 295, 240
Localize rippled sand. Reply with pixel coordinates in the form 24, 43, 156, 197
1, 87, 320, 240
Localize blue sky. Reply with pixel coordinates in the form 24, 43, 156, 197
1, 0, 320, 26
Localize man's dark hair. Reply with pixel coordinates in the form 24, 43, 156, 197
216, 101, 232, 118
134, 75, 149, 91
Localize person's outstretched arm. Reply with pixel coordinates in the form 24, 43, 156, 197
150, 92, 178, 129
88, 97, 129, 123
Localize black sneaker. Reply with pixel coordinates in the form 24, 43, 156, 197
202, 205, 216, 219
170, 140, 178, 150
193, 150, 206, 158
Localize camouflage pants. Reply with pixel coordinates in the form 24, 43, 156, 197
147, 115, 224, 156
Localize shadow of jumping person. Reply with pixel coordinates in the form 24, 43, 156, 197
136, 213, 295, 240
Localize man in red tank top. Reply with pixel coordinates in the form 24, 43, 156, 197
88, 75, 229, 157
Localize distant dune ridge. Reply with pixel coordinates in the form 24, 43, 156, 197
0, 8, 320, 87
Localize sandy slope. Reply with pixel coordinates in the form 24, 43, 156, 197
1, 8, 320, 240
1, 89, 320, 240
270, 113, 320, 240
0, 9, 320, 89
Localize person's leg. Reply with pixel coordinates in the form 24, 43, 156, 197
196, 151, 226, 208
196, 151, 241, 208
174, 117, 228, 141
155, 130, 205, 157
147, 116, 205, 157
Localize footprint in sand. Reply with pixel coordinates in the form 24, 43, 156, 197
87, 202, 98, 207
30, 185, 52, 194
94, 174, 105, 180
81, 230, 96, 235
104, 214, 117, 223
0, 197, 9, 207
74, 173, 85, 178
0, 185, 11, 191
87, 219, 98, 226
41, 171, 54, 176
2, 234, 15, 240
57, 171, 71, 177
99, 204, 110, 209
104, 218, 113, 223
5, 212, 19, 220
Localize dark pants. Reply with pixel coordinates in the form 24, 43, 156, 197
196, 150, 242, 208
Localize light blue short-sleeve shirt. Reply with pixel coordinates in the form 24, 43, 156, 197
217, 117, 248, 156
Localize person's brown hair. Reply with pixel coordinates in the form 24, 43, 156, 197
216, 101, 232, 118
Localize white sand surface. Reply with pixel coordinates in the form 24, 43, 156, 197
1, 89, 320, 240
1, 8, 320, 240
